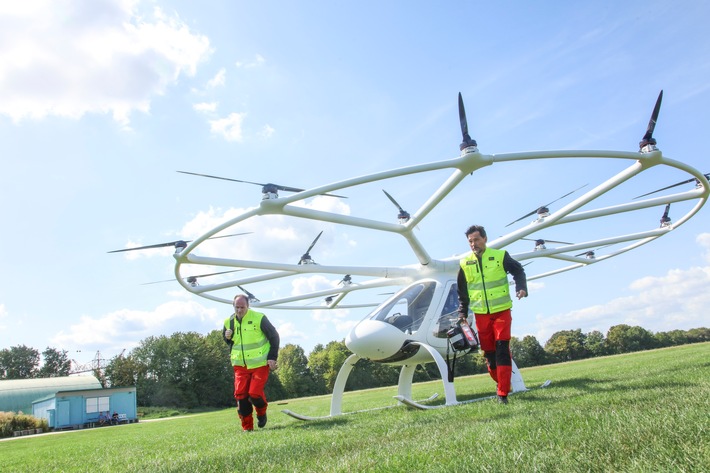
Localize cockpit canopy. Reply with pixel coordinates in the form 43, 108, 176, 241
367, 280, 462, 338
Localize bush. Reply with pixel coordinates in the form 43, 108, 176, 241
0, 411, 48, 438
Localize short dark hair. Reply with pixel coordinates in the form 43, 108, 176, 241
233, 294, 250, 307
465, 225, 486, 238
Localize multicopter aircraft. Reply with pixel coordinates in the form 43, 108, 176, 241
113, 91, 708, 418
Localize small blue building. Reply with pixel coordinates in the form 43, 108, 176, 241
32, 386, 138, 430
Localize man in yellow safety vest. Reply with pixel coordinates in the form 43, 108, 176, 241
457, 225, 527, 404
223, 294, 280, 431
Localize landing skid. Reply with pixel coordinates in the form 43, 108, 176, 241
282, 394, 440, 421
394, 379, 552, 410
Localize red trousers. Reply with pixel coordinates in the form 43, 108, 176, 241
233, 365, 270, 430
474, 309, 512, 397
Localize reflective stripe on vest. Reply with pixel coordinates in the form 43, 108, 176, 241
224, 310, 270, 368
460, 248, 512, 314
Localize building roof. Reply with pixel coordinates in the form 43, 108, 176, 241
0, 376, 102, 414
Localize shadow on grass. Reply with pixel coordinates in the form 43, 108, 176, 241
287, 416, 351, 430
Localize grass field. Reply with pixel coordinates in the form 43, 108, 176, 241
2, 343, 708, 472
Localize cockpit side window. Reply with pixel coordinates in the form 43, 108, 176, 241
368, 282, 435, 334
433, 283, 462, 338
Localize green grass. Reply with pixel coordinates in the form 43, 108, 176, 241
2, 343, 708, 472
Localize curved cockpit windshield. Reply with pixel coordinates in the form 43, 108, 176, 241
368, 281, 435, 334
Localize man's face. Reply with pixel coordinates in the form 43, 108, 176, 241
233, 297, 249, 319
467, 231, 487, 256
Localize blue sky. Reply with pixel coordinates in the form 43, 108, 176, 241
1, 0, 709, 366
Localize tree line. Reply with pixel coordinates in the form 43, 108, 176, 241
1, 324, 707, 409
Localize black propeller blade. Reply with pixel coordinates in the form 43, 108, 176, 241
633, 172, 710, 199
522, 237, 573, 250
505, 184, 588, 227
382, 189, 411, 222
639, 90, 663, 151
458, 92, 477, 151
108, 232, 251, 253
659, 203, 671, 227
141, 269, 244, 286
575, 243, 616, 259
177, 171, 347, 198
237, 285, 260, 303
298, 231, 323, 265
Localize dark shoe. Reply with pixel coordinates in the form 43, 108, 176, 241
497, 395, 508, 404
257, 414, 267, 428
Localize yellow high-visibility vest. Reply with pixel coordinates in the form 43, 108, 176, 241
460, 248, 512, 314
224, 310, 270, 368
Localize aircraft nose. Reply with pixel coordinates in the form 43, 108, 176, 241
345, 319, 407, 361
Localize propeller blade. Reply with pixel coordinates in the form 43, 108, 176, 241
237, 285, 260, 303
633, 173, 709, 199
505, 184, 588, 227
207, 232, 253, 240
458, 93, 469, 140
108, 232, 251, 254
176, 170, 274, 188
543, 183, 588, 208
177, 171, 347, 198
304, 231, 323, 255
522, 238, 574, 245
186, 269, 244, 279
661, 203, 671, 219
574, 243, 616, 257
108, 240, 185, 253
140, 269, 243, 286
458, 92, 477, 150
382, 189, 405, 212
641, 90, 663, 145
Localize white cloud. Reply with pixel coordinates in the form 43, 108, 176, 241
276, 321, 308, 344
209, 112, 246, 142
51, 299, 220, 355
291, 275, 338, 296
697, 232, 710, 263
532, 262, 710, 343
258, 124, 275, 139
235, 54, 265, 69
0, 0, 211, 127
193, 102, 218, 113
206, 68, 226, 88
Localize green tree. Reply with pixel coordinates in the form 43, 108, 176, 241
654, 329, 689, 348
201, 330, 239, 407
275, 344, 320, 398
37, 347, 71, 378
685, 327, 710, 343
130, 332, 231, 408
105, 353, 144, 388
606, 324, 657, 354
584, 330, 608, 357
307, 341, 348, 393
511, 335, 547, 367
0, 345, 40, 379
545, 329, 589, 362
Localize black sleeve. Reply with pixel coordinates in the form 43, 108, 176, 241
456, 267, 469, 317
260, 316, 280, 361
503, 251, 528, 295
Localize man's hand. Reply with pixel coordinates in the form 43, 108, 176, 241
267, 359, 278, 371
224, 329, 233, 339
516, 289, 527, 299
